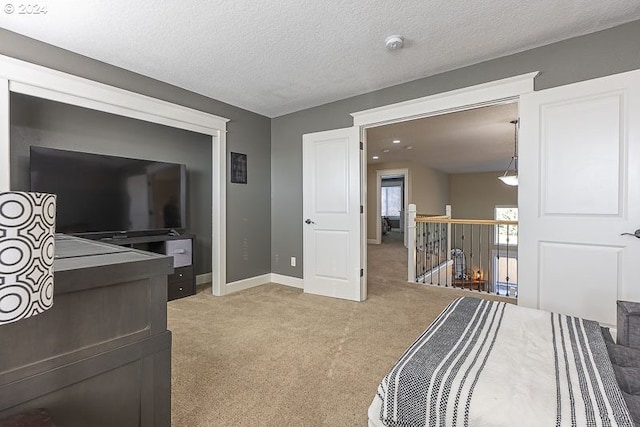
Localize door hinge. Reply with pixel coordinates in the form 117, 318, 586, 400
360, 205, 363, 214
360, 268, 364, 277
360, 141, 363, 150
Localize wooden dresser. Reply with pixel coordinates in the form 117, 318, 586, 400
0, 235, 173, 427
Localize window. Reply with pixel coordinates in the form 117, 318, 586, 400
494, 255, 518, 296
493, 205, 518, 296
381, 186, 402, 217
495, 206, 518, 246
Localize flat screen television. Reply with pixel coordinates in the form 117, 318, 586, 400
30, 147, 187, 236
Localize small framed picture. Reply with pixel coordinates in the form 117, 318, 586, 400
230, 152, 247, 184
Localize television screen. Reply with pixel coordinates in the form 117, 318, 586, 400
30, 147, 187, 235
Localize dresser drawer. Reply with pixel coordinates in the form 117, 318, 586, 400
168, 279, 195, 301
166, 239, 192, 268
169, 266, 193, 283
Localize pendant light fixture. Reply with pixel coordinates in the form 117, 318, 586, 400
498, 119, 519, 186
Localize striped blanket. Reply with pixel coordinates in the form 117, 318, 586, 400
374, 297, 633, 427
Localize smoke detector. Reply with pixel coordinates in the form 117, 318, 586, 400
385, 35, 404, 51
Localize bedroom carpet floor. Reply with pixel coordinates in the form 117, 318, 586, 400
167, 231, 510, 426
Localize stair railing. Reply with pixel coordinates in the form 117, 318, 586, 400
408, 205, 518, 296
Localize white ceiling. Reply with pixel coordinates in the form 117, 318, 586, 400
1, 1, 639, 117
367, 102, 519, 174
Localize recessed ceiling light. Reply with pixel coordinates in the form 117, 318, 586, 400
383, 149, 390, 153
372, 155, 379, 160
393, 139, 401, 144
405, 146, 413, 150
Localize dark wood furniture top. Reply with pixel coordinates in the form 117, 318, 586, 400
452, 278, 488, 292
0, 235, 173, 427
98, 233, 196, 301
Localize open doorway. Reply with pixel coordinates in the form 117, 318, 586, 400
365, 102, 519, 287
302, 72, 535, 302
380, 175, 405, 244
368, 168, 409, 246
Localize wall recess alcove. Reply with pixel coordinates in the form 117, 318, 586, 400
0, 54, 229, 295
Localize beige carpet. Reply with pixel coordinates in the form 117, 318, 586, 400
168, 232, 510, 426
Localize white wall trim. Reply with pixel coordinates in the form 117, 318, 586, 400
416, 260, 453, 286
0, 78, 8, 190
351, 72, 538, 300
224, 273, 304, 294
226, 273, 272, 294
211, 131, 227, 297
351, 72, 538, 128
1, 54, 229, 133
270, 273, 304, 289
196, 273, 213, 286
367, 238, 378, 244
0, 54, 228, 296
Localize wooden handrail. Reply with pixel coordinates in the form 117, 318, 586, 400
415, 217, 518, 226
416, 213, 449, 219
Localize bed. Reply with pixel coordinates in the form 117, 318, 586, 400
368, 297, 640, 427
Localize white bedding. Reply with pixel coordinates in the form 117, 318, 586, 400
368, 297, 632, 427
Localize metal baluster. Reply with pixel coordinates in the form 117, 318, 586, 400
444, 222, 449, 287
486, 224, 491, 293
467, 224, 473, 290
438, 223, 447, 286
515, 223, 518, 298
452, 222, 457, 287
420, 222, 424, 283
424, 222, 428, 283
477, 223, 482, 292
496, 223, 500, 295
421, 222, 424, 283
436, 222, 441, 286
415, 222, 420, 283
461, 224, 466, 290
421, 222, 426, 284
505, 224, 510, 297
428, 222, 433, 285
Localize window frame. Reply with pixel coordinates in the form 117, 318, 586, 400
494, 205, 518, 247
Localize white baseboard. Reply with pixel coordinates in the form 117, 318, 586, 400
270, 273, 304, 289
222, 273, 305, 295
367, 239, 379, 244
225, 273, 272, 294
196, 273, 212, 286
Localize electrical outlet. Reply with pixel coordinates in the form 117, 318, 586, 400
290, 257, 296, 267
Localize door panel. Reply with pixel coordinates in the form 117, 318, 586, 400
538, 242, 622, 326
303, 127, 363, 301
314, 140, 349, 213
519, 69, 640, 326
541, 92, 622, 216
315, 231, 350, 279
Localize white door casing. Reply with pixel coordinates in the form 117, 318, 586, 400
518, 69, 640, 327
0, 54, 228, 295
303, 127, 363, 301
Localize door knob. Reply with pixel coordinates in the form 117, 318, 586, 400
305, 219, 315, 225
621, 229, 640, 238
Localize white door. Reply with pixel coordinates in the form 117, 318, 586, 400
518, 69, 640, 327
303, 127, 364, 301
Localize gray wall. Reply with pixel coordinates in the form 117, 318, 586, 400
10, 94, 212, 275
0, 29, 271, 282
271, 20, 640, 278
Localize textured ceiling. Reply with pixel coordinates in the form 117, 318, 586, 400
1, 1, 639, 117
367, 103, 519, 174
